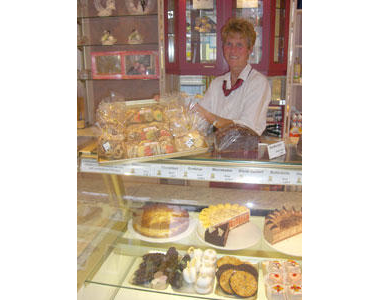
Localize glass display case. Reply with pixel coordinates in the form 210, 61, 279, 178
164, 0, 290, 76
77, 138, 302, 299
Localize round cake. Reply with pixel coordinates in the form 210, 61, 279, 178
132, 204, 190, 238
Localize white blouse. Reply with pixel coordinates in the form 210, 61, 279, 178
200, 64, 271, 136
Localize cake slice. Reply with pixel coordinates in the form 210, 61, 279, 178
204, 222, 230, 247
264, 206, 302, 245
199, 203, 249, 237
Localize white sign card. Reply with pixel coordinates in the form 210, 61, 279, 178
193, 0, 214, 10
267, 141, 286, 159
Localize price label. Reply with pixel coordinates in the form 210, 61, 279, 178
267, 141, 286, 159
268, 170, 292, 184
80, 158, 125, 175
236, 168, 268, 184
210, 167, 238, 182
129, 163, 151, 177
153, 164, 180, 178
182, 166, 210, 181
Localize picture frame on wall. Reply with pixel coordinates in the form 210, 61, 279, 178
123, 51, 159, 79
91, 50, 159, 79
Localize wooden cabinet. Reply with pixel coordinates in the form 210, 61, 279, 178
77, 0, 165, 126
164, 0, 290, 76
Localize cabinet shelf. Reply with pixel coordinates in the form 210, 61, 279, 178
77, 43, 158, 48
77, 13, 158, 21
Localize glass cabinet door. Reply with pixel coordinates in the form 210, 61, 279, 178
185, 0, 217, 64
232, 0, 264, 65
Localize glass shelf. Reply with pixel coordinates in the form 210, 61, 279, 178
77, 13, 158, 21
77, 43, 158, 48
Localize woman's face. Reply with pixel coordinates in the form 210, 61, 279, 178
223, 33, 252, 73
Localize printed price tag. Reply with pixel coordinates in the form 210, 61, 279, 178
268, 170, 292, 184
154, 164, 180, 178
267, 141, 286, 159
80, 158, 125, 175
129, 163, 151, 177
236, 168, 268, 184
210, 167, 238, 182
182, 166, 210, 181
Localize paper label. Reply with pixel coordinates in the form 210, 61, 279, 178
183, 166, 210, 180
193, 0, 213, 9
102, 142, 111, 152
267, 141, 286, 159
237, 0, 258, 8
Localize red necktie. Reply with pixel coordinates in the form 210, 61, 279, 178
222, 79, 244, 97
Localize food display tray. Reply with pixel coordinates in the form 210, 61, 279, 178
121, 254, 270, 300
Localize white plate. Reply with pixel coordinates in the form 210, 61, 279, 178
264, 233, 302, 257
197, 221, 262, 250
127, 218, 196, 243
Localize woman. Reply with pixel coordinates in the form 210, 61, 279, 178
194, 18, 271, 136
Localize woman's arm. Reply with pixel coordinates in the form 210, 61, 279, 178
193, 103, 234, 129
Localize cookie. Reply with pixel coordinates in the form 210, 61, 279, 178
219, 268, 235, 295
229, 270, 258, 298
216, 264, 236, 281
216, 256, 242, 268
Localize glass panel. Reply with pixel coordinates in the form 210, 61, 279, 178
185, 0, 217, 64
232, 0, 264, 64
167, 0, 175, 63
273, 0, 286, 63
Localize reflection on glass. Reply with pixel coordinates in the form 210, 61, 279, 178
167, 0, 175, 63
232, 0, 263, 64
95, 55, 121, 74
186, 0, 217, 64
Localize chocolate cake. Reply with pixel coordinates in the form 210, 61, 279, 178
264, 206, 302, 244
204, 222, 230, 247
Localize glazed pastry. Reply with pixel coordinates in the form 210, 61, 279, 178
182, 259, 198, 284
284, 260, 301, 273
194, 273, 213, 294
267, 284, 286, 300
286, 272, 302, 285
202, 249, 217, 265
265, 272, 283, 285
267, 260, 283, 273
287, 284, 302, 300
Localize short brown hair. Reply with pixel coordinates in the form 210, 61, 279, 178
221, 18, 256, 50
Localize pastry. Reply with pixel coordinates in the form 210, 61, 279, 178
264, 206, 302, 245
204, 223, 230, 247
195, 273, 213, 294
265, 272, 284, 285
218, 268, 235, 294
229, 270, 258, 298
267, 284, 286, 300
286, 272, 302, 285
287, 284, 302, 300
132, 204, 189, 238
284, 260, 301, 273
216, 256, 242, 268
267, 260, 284, 273
202, 249, 217, 265
199, 203, 250, 237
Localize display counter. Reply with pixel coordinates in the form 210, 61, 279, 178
77, 139, 302, 299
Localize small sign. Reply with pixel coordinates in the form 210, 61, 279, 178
193, 0, 214, 10
237, 0, 258, 8
267, 141, 286, 159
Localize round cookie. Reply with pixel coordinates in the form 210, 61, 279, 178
229, 270, 258, 298
218, 268, 235, 295
216, 256, 242, 268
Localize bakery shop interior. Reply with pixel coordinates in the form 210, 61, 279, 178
77, 0, 302, 299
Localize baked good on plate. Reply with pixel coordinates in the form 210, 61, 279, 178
204, 222, 230, 247
264, 206, 302, 244
198, 203, 249, 238
132, 204, 189, 238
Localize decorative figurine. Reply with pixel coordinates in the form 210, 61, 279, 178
94, 0, 116, 17
128, 29, 143, 44
101, 30, 117, 45
125, 0, 156, 15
